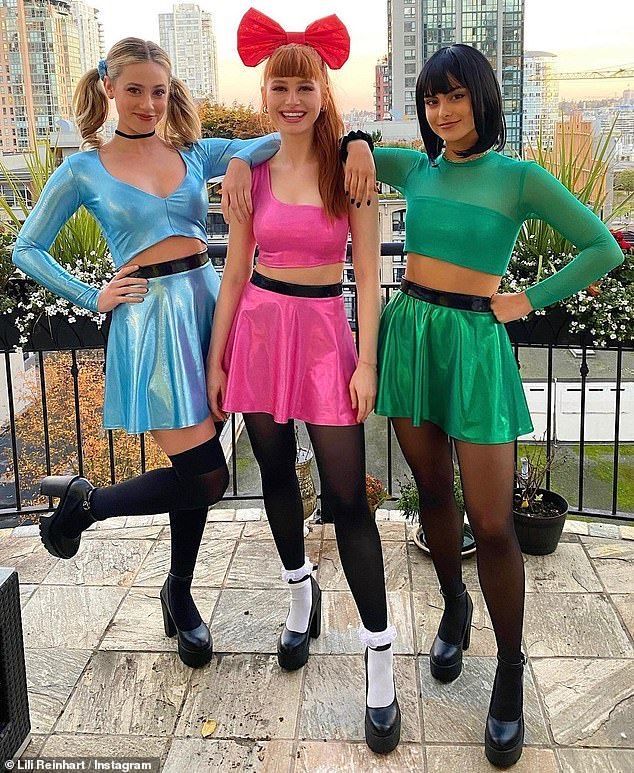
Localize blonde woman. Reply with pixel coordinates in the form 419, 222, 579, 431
13, 37, 279, 667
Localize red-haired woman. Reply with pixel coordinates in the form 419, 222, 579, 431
207, 9, 400, 754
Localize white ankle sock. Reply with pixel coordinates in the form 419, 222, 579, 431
367, 645, 395, 708
285, 575, 312, 633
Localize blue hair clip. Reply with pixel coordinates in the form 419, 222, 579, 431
97, 59, 108, 80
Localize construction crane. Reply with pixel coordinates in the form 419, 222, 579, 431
528, 66, 634, 81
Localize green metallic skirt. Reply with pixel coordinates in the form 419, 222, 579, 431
375, 283, 534, 444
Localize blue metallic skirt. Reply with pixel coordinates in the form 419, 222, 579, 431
103, 260, 219, 434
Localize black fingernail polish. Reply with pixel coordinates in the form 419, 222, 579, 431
345, 190, 349, 196
367, 200, 371, 206
356, 202, 361, 208
350, 198, 354, 204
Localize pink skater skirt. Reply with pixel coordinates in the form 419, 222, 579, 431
222, 273, 358, 425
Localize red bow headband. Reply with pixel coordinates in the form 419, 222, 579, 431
237, 7, 350, 70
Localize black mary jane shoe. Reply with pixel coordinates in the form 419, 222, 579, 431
430, 586, 474, 682
277, 575, 321, 671
39, 475, 96, 559
485, 654, 527, 768
364, 648, 401, 754
160, 573, 213, 669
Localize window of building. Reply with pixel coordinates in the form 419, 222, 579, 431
404, 35, 416, 46
405, 105, 416, 115
405, 63, 416, 74
404, 7, 416, 16
405, 90, 415, 101
405, 77, 416, 87
404, 21, 416, 32
404, 48, 416, 59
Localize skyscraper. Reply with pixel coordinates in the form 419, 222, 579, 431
388, 0, 525, 153
375, 56, 390, 120
159, 3, 219, 102
523, 51, 558, 150
69, 0, 104, 75
0, 0, 82, 153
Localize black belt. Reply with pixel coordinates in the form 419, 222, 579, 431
251, 271, 343, 298
131, 250, 209, 279
400, 278, 491, 312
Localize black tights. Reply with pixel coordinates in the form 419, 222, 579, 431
392, 418, 524, 661
87, 435, 229, 630
244, 413, 388, 633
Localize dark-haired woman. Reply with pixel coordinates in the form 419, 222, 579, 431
343, 43, 623, 767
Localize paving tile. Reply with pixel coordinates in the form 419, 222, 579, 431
101, 587, 219, 651
419, 655, 549, 745
556, 748, 634, 773
563, 519, 589, 536
296, 741, 425, 772
22, 585, 125, 649
236, 508, 263, 521
376, 509, 406, 521
299, 655, 420, 742
25, 649, 91, 733
11, 524, 40, 538
588, 523, 622, 539
226, 539, 319, 589
151, 513, 170, 526
19, 583, 37, 608
207, 508, 236, 522
41, 734, 169, 763
242, 520, 276, 540
532, 658, 634, 747
524, 593, 631, 657
426, 746, 558, 772
0, 536, 58, 583
125, 515, 155, 528
320, 540, 408, 592
620, 526, 634, 541
408, 542, 481, 594
378, 521, 407, 541
18, 735, 47, 760
164, 739, 292, 773
611, 594, 634, 639
56, 651, 190, 736
204, 521, 244, 540
134, 537, 236, 587
42, 539, 153, 587
84, 525, 163, 541
91, 516, 129, 531
312, 591, 414, 655
211, 588, 287, 654
175, 653, 302, 739
413, 589, 497, 656
523, 543, 602, 593
581, 537, 634, 593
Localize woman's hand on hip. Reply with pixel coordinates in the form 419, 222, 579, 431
490, 291, 533, 324
97, 264, 148, 313
207, 364, 228, 422
221, 158, 253, 224
349, 362, 377, 423
344, 141, 377, 207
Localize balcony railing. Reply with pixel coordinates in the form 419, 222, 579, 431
1, 244, 632, 526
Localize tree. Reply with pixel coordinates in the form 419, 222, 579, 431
198, 101, 270, 139
615, 170, 634, 192
6, 352, 169, 512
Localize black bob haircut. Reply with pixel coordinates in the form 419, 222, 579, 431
416, 44, 506, 162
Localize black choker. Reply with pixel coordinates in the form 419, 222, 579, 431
115, 129, 156, 139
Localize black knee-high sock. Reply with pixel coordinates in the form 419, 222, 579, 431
60, 436, 228, 538
166, 506, 209, 631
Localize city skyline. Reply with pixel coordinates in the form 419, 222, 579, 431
94, 0, 633, 111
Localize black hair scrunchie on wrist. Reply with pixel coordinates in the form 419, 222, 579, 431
340, 130, 374, 162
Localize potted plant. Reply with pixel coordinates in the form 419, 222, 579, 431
366, 474, 389, 515
513, 445, 568, 555
399, 471, 476, 558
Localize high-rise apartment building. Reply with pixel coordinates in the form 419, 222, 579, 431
388, 0, 524, 153
69, 0, 104, 75
159, 3, 219, 102
375, 56, 391, 120
0, 0, 82, 153
523, 51, 558, 150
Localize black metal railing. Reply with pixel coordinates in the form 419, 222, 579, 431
1, 244, 632, 525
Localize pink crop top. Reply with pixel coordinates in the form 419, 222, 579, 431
252, 161, 349, 268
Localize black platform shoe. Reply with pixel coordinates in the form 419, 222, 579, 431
160, 573, 213, 668
39, 475, 96, 559
430, 585, 474, 682
277, 575, 321, 671
485, 654, 527, 768
364, 647, 401, 754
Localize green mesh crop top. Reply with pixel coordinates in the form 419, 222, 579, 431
373, 147, 624, 310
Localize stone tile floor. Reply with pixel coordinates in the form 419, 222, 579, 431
1, 508, 633, 772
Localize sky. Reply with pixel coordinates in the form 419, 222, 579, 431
98, 0, 634, 112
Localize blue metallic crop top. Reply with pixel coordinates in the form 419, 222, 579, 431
13, 136, 280, 312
